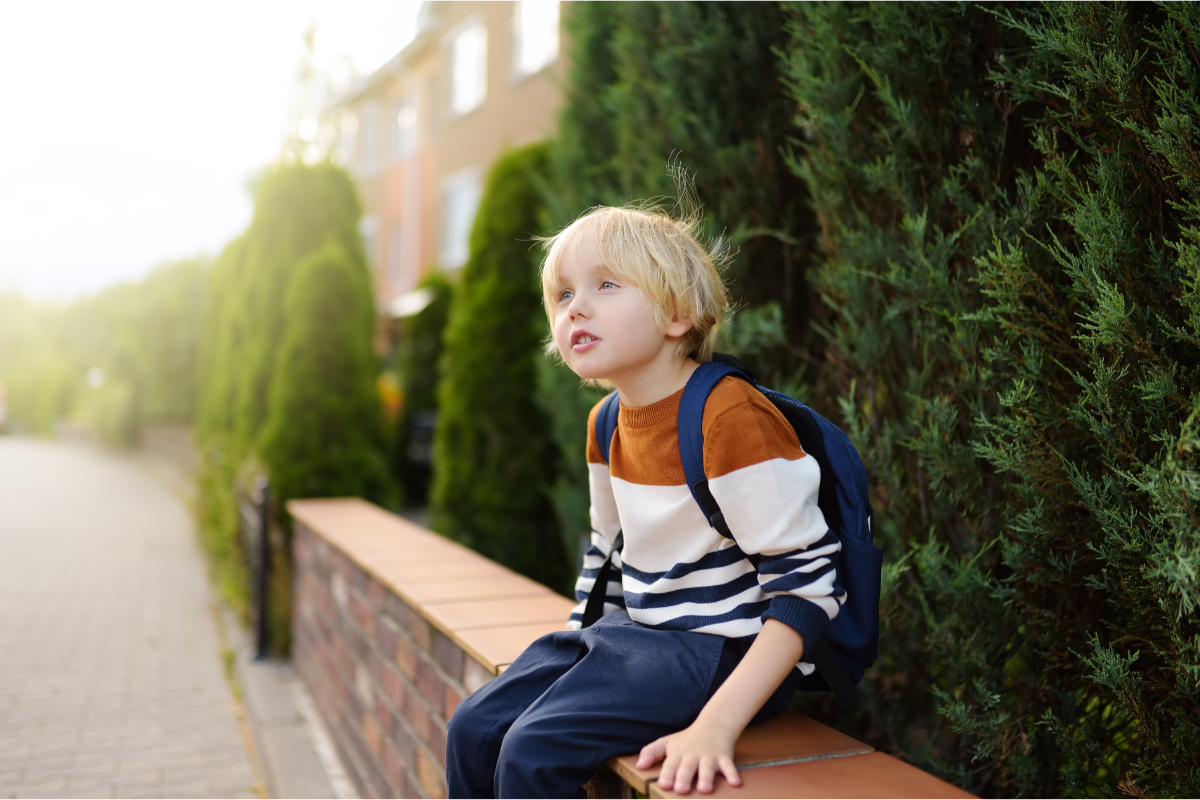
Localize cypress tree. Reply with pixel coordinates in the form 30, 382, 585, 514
195, 160, 381, 623
780, 2, 1200, 795
260, 239, 393, 507
431, 143, 568, 592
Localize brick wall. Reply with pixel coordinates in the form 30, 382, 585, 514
289, 499, 573, 800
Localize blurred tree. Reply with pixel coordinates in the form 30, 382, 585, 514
261, 239, 393, 507
195, 160, 388, 638
432, 143, 570, 593
780, 1, 1200, 796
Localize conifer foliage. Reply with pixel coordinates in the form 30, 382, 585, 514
543, 0, 815, 565
431, 143, 569, 592
260, 239, 392, 507
196, 161, 392, 632
780, 2, 1200, 795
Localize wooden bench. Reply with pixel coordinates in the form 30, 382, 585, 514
288, 498, 971, 799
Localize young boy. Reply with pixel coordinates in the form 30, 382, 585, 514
445, 206, 844, 798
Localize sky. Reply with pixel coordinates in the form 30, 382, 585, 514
0, 0, 422, 299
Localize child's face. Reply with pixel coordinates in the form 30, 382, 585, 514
552, 243, 682, 384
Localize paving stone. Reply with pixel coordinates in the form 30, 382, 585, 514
0, 440, 259, 800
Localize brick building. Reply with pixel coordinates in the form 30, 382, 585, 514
329, 0, 566, 317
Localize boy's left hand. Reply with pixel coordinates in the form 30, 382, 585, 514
636, 722, 741, 795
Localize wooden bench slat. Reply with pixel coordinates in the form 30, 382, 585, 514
608, 711, 872, 794
646, 751, 974, 799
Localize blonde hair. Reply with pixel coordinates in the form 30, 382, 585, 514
539, 203, 730, 362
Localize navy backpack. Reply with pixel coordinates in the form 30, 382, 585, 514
581, 354, 882, 707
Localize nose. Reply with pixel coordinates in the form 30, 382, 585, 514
566, 292, 589, 320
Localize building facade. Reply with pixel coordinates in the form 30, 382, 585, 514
330, 0, 565, 316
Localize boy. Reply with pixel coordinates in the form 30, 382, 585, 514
445, 206, 844, 798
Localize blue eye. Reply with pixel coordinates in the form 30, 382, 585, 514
559, 289, 574, 301
600, 280, 616, 289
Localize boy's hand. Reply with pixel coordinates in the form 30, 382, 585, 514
636, 722, 741, 795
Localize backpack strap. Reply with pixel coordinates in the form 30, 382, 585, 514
595, 390, 620, 464
677, 361, 752, 538
677, 357, 859, 708
580, 531, 623, 628
583, 391, 623, 629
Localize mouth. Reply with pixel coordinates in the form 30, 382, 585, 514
570, 330, 600, 351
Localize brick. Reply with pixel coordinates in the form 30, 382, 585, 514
444, 681, 464, 721
384, 592, 413, 630
395, 632, 418, 679
431, 629, 465, 683
464, 657, 495, 695
391, 714, 418, 773
382, 663, 405, 712
375, 618, 398, 662
375, 690, 394, 738
417, 747, 446, 799
408, 694, 433, 745
415, 653, 445, 715
409, 612, 433, 652
363, 713, 382, 758
430, 721, 448, 769
367, 579, 387, 611
382, 736, 406, 798
350, 591, 376, 637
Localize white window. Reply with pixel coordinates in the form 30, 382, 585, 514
392, 95, 417, 160
360, 215, 379, 269
449, 23, 487, 116
386, 224, 404, 287
513, 0, 559, 77
440, 169, 481, 269
338, 111, 358, 165
360, 100, 379, 173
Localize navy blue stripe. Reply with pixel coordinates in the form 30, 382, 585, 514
755, 543, 836, 574
639, 600, 772, 631
624, 571, 760, 609
620, 545, 750, 584
760, 565, 837, 595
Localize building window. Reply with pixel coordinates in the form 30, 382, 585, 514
338, 111, 358, 165
361, 100, 379, 173
386, 224, 404, 287
441, 169, 481, 269
392, 95, 416, 161
513, 1, 559, 78
360, 215, 379, 269
449, 23, 487, 116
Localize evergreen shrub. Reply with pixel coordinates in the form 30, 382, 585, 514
544, 0, 818, 559
196, 161, 388, 636
260, 239, 392, 507
431, 143, 569, 592
780, 2, 1199, 795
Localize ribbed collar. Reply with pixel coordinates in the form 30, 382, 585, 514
619, 386, 684, 429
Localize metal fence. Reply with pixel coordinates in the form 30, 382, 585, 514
237, 476, 271, 659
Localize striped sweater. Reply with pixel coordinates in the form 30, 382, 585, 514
567, 376, 845, 669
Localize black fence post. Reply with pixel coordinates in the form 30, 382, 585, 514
253, 477, 270, 660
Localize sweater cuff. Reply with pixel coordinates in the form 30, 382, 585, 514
762, 595, 830, 650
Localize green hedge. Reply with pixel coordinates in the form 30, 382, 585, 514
543, 0, 814, 565
196, 161, 390, 642
431, 143, 569, 593
781, 2, 1199, 795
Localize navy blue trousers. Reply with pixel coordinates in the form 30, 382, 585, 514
445, 611, 800, 799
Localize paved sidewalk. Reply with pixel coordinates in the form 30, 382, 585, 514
0, 438, 261, 799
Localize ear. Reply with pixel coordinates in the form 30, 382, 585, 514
665, 316, 693, 339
